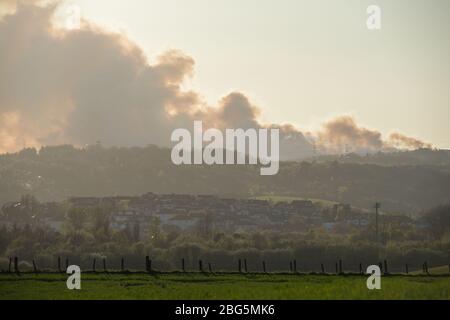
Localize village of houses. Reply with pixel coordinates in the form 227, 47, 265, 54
0, 193, 414, 239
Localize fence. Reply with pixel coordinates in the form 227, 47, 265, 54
3, 256, 449, 275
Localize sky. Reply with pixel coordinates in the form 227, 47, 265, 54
64, 0, 450, 148
0, 0, 449, 155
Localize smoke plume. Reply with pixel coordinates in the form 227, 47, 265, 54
389, 133, 432, 150
0, 1, 432, 157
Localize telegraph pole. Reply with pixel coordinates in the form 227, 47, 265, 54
375, 202, 380, 242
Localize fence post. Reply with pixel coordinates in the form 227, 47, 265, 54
182, 258, 185, 272
208, 262, 212, 273
424, 261, 429, 274
65, 258, 69, 270
293, 259, 297, 273
321, 263, 325, 274
199, 260, 203, 272
359, 263, 363, 275
58, 256, 61, 272
14, 257, 18, 274
384, 260, 388, 275
244, 259, 248, 273
289, 261, 293, 273
335, 262, 338, 274
32, 260, 38, 274
262, 261, 266, 273
238, 259, 242, 273
145, 256, 151, 272
339, 260, 343, 274
103, 258, 107, 272
93, 258, 96, 272
121, 257, 124, 271
8, 257, 12, 273
378, 262, 383, 273
405, 264, 409, 274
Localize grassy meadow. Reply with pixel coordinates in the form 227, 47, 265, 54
0, 272, 448, 300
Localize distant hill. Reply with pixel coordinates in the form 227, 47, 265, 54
1, 145, 450, 214
308, 149, 450, 168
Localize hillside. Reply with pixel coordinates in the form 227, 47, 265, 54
309, 149, 450, 167
1, 145, 450, 214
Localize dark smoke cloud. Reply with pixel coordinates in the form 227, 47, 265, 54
317, 116, 384, 153
0, 1, 432, 157
0, 2, 202, 152
389, 132, 432, 150
315, 117, 433, 154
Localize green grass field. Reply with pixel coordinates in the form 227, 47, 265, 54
410, 266, 450, 275
0, 273, 448, 300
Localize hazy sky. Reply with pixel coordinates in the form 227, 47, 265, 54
60, 0, 450, 148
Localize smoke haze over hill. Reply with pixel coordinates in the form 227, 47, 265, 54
0, 1, 434, 158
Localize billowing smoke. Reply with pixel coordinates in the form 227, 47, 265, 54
314, 117, 432, 154
389, 132, 432, 150
0, 1, 432, 157
0, 1, 203, 153
316, 116, 383, 153
211, 93, 261, 130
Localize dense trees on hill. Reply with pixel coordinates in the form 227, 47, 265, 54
1, 145, 450, 213
311, 149, 450, 167
0, 204, 449, 272
422, 205, 450, 240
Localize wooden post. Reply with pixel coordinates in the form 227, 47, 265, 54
384, 260, 388, 275
335, 262, 338, 274
244, 259, 248, 273
32, 260, 38, 274
208, 262, 212, 273
238, 259, 242, 273
424, 261, 429, 274
359, 263, 363, 275
262, 261, 266, 273
405, 264, 409, 274
93, 258, 96, 272
378, 262, 383, 273
145, 256, 151, 272
14, 257, 18, 274
121, 258, 124, 271
339, 260, 343, 274
289, 261, 293, 273
182, 258, 185, 272
293, 259, 297, 273
8, 257, 12, 273
321, 263, 325, 274
58, 256, 61, 272
65, 258, 69, 270
103, 258, 107, 272
198, 260, 203, 272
